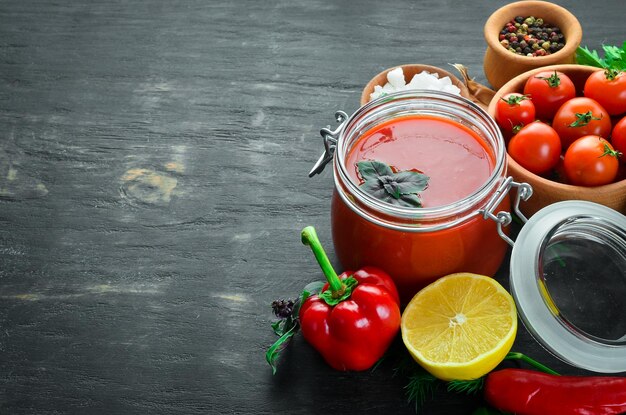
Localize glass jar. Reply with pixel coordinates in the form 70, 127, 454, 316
311, 91, 530, 303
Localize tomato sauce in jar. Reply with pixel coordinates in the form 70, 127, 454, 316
327, 92, 512, 303
344, 116, 494, 207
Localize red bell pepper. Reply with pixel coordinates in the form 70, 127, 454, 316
485, 368, 626, 415
298, 226, 401, 371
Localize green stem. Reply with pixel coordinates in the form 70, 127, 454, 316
301, 226, 344, 295
504, 352, 560, 375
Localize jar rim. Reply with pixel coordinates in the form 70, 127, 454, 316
334, 90, 507, 226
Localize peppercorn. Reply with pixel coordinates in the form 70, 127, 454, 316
497, 15, 566, 57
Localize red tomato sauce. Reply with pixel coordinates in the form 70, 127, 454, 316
345, 115, 494, 207
332, 115, 509, 303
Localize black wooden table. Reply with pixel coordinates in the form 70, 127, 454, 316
1, 1, 624, 414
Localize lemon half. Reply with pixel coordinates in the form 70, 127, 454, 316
401, 273, 517, 381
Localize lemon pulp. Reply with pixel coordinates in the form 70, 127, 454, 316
401, 272, 517, 380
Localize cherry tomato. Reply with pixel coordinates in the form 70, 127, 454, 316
508, 122, 562, 175
523, 70, 576, 120
552, 97, 612, 150
584, 69, 626, 115
610, 116, 626, 162
495, 93, 536, 136
563, 135, 620, 186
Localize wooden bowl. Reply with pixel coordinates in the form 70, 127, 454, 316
360, 64, 471, 106
487, 64, 626, 217
483, 1, 582, 89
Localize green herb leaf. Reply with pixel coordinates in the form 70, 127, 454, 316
357, 160, 394, 181
266, 280, 324, 374
405, 370, 439, 413
393, 171, 429, 194
576, 45, 608, 68
447, 377, 485, 395
576, 42, 626, 71
357, 160, 429, 208
397, 193, 422, 208
266, 323, 299, 375
318, 275, 358, 306
299, 281, 324, 307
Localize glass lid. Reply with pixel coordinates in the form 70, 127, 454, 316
510, 201, 626, 373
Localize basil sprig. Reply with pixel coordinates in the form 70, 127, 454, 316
357, 160, 429, 208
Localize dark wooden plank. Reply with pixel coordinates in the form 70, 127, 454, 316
0, 0, 624, 414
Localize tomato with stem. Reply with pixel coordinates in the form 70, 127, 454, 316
584, 69, 626, 115
563, 135, 621, 186
523, 71, 576, 120
508, 122, 561, 175
552, 97, 612, 150
495, 93, 535, 137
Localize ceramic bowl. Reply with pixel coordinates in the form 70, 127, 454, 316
487, 64, 626, 217
483, 0, 582, 89
360, 64, 470, 106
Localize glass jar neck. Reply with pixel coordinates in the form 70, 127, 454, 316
333, 90, 507, 232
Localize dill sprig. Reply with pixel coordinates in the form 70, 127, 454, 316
406, 371, 440, 413
392, 352, 441, 413
447, 377, 484, 395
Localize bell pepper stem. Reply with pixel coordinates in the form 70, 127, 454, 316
301, 226, 344, 295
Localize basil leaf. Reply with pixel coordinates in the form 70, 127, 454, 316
266, 323, 299, 375
393, 171, 429, 194
361, 178, 390, 199
357, 160, 394, 181
379, 176, 401, 199
357, 160, 428, 208
399, 193, 422, 207
294, 281, 324, 316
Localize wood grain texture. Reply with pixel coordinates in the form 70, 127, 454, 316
0, 1, 624, 414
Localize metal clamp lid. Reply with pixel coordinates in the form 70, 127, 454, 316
308, 111, 349, 177
481, 176, 533, 246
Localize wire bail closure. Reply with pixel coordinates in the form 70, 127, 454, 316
481, 176, 533, 247
308, 111, 349, 177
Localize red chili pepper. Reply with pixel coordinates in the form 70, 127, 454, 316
485, 368, 626, 415
298, 226, 401, 371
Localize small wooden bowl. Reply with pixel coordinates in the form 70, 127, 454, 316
360, 64, 471, 107
483, 1, 582, 89
487, 64, 626, 217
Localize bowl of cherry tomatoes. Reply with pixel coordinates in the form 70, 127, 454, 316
487, 64, 626, 217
